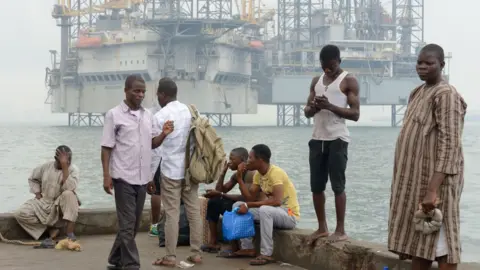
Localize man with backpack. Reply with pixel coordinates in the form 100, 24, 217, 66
151, 78, 226, 267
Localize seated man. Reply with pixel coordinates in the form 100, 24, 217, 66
229, 144, 300, 266
202, 147, 265, 253
14, 145, 80, 248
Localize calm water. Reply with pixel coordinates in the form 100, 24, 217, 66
1, 125, 479, 262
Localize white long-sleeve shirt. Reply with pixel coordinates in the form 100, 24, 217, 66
150, 105, 162, 177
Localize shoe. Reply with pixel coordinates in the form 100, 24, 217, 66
148, 224, 159, 237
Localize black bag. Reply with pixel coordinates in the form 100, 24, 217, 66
157, 201, 190, 247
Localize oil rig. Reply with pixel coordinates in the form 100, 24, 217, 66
44, 0, 450, 127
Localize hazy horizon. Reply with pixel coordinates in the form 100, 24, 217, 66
0, 0, 477, 125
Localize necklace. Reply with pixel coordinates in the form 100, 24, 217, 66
324, 70, 342, 92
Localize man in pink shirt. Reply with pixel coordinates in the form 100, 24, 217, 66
101, 74, 173, 270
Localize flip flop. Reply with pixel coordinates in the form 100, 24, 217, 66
200, 244, 220, 253
33, 239, 55, 249
249, 255, 276, 265
152, 256, 176, 267
216, 250, 234, 258
216, 250, 255, 258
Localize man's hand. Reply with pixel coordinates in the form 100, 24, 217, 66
236, 162, 246, 179
203, 189, 221, 199
315, 96, 332, 110
162, 120, 174, 135
35, 193, 42, 200
223, 160, 231, 173
308, 98, 319, 112
421, 190, 437, 213
103, 175, 113, 195
56, 149, 70, 169
147, 181, 156, 195
236, 203, 248, 215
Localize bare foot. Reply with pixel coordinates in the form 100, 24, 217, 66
305, 230, 329, 246
326, 232, 348, 243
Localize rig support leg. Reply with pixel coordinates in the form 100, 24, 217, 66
391, 105, 407, 127
276, 104, 311, 127
205, 113, 232, 127
68, 113, 105, 127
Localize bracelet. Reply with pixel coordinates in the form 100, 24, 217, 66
243, 202, 248, 209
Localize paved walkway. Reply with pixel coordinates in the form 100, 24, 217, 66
0, 233, 305, 270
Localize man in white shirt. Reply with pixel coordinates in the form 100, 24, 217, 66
147, 104, 162, 237
151, 78, 203, 267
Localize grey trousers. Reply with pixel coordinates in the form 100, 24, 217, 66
233, 201, 297, 257
108, 179, 147, 269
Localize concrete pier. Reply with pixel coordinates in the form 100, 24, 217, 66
1, 208, 479, 270
0, 233, 305, 270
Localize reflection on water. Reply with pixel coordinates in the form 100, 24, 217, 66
0, 125, 479, 262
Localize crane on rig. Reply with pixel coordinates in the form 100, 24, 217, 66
53, 0, 144, 17
233, 0, 275, 25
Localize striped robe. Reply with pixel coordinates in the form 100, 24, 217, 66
388, 81, 466, 264
14, 161, 80, 240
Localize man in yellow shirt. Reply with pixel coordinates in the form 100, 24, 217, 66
229, 144, 300, 266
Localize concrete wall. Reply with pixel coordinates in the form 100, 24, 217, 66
0, 209, 478, 270
0, 208, 150, 240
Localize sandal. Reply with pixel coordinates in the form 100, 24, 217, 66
33, 238, 55, 249
200, 244, 220, 253
217, 249, 255, 258
216, 250, 234, 258
249, 255, 276, 265
186, 254, 202, 264
152, 256, 176, 267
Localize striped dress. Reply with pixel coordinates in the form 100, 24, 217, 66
388, 81, 467, 264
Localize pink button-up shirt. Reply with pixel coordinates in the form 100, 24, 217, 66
101, 101, 159, 185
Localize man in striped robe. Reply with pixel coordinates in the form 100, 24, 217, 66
388, 44, 466, 270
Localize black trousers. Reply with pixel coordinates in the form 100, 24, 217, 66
205, 197, 235, 223
108, 179, 147, 269
308, 138, 349, 195
152, 164, 161, 195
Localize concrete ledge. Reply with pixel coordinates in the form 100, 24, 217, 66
1, 209, 479, 270
271, 229, 480, 270
0, 208, 151, 240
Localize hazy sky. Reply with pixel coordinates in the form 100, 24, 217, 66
0, 0, 477, 125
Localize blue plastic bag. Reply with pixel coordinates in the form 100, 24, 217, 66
222, 207, 255, 241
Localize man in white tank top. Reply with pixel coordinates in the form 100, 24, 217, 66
303, 45, 360, 244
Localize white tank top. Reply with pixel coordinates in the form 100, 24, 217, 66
312, 71, 350, 142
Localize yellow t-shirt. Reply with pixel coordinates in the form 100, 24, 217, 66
253, 165, 300, 219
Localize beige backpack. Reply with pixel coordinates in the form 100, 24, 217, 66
184, 105, 226, 185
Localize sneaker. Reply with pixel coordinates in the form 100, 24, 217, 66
149, 224, 159, 237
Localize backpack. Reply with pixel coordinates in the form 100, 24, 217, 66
184, 104, 226, 184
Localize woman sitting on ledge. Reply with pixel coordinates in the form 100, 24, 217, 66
14, 145, 80, 248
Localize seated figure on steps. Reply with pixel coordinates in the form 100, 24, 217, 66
14, 145, 80, 248
202, 147, 266, 254
224, 144, 301, 266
